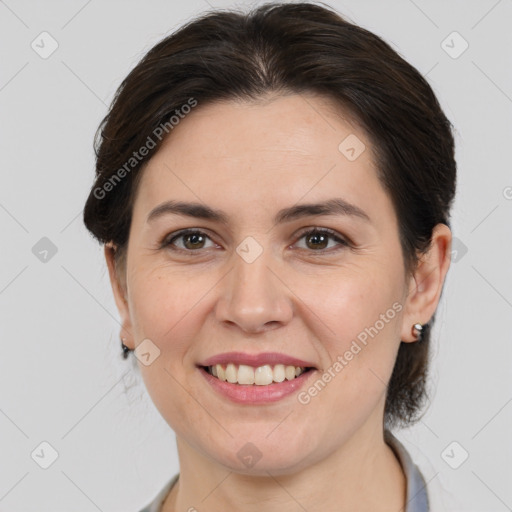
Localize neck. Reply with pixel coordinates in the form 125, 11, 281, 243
162, 424, 406, 512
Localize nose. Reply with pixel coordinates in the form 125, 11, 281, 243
215, 246, 294, 334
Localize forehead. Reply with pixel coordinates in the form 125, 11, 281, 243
158, 93, 369, 161
132, 93, 391, 225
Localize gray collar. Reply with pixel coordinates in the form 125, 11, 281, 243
385, 429, 430, 511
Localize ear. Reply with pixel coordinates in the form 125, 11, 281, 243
400, 223, 452, 342
104, 242, 134, 349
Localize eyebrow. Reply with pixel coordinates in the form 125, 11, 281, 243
146, 198, 371, 225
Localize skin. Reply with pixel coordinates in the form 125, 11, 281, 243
105, 93, 451, 511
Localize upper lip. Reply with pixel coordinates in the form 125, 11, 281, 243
199, 352, 316, 369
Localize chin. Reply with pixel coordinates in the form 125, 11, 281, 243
203, 436, 318, 476
220, 453, 312, 477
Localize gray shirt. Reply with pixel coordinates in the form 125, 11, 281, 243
138, 430, 429, 511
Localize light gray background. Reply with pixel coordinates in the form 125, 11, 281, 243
1, 0, 511, 510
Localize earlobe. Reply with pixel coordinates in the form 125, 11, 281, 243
400, 223, 452, 343
104, 243, 134, 349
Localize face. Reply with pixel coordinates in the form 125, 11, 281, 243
107, 93, 435, 475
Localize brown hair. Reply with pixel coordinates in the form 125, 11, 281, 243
83, 1, 456, 429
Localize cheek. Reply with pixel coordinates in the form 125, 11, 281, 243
127, 266, 207, 343
128, 270, 210, 428
294, 261, 404, 402
293, 259, 404, 341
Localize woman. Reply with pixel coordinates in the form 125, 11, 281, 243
83, 2, 455, 511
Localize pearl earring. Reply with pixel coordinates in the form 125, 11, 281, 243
412, 323, 424, 341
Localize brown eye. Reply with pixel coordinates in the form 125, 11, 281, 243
305, 231, 329, 250
295, 228, 348, 252
182, 232, 206, 249
163, 229, 215, 251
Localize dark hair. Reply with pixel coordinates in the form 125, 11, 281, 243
83, 1, 456, 430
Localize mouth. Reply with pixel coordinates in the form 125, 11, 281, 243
200, 363, 316, 386
197, 352, 318, 403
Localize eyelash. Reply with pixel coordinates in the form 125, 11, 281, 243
160, 227, 349, 254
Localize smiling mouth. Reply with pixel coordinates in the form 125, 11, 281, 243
200, 363, 315, 386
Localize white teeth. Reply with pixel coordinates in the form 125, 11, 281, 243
255, 365, 273, 385
225, 363, 237, 383
217, 364, 226, 381
273, 364, 285, 383
285, 365, 296, 380
208, 363, 308, 385
237, 364, 255, 385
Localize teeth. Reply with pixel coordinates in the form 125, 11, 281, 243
225, 363, 237, 383
255, 365, 273, 385
217, 364, 226, 381
273, 364, 285, 383
207, 363, 308, 385
286, 365, 296, 380
238, 364, 255, 385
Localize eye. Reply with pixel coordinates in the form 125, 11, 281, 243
162, 229, 217, 251
160, 227, 349, 254
293, 228, 349, 252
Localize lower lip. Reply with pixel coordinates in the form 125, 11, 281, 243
198, 367, 316, 404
